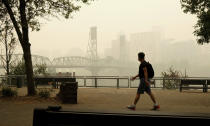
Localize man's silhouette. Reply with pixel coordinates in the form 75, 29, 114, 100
127, 52, 160, 110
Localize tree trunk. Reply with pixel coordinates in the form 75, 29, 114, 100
20, 0, 36, 96
4, 25, 10, 75
2, 0, 36, 95
23, 44, 36, 95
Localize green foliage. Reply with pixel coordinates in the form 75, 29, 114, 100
0, 0, 94, 32
10, 61, 48, 75
1, 0, 94, 96
10, 61, 25, 75
181, 0, 210, 44
2, 86, 17, 97
34, 64, 48, 75
38, 89, 51, 98
161, 67, 184, 89
0, 16, 17, 75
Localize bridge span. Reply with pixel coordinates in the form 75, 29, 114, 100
0, 54, 135, 74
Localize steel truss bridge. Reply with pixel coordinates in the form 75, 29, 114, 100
0, 54, 133, 70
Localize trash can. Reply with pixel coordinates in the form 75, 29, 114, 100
16, 77, 23, 88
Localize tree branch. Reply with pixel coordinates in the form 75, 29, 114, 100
2, 0, 23, 44
19, 0, 30, 47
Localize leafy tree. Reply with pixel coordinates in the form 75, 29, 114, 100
10, 61, 47, 75
181, 0, 210, 44
161, 66, 185, 89
0, 0, 93, 95
34, 64, 48, 76
10, 61, 25, 75
0, 16, 17, 75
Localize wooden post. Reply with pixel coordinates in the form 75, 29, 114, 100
7, 76, 11, 86
95, 78, 97, 88
128, 77, 130, 88
84, 78, 86, 87
180, 80, 182, 92
73, 72, 75, 78
154, 80, 156, 88
117, 78, 119, 89
203, 83, 205, 93
204, 80, 207, 93
163, 78, 165, 90
52, 79, 55, 89
129, 76, 131, 88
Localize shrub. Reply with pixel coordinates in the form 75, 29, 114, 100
2, 87, 17, 97
10, 61, 49, 76
161, 66, 185, 89
38, 89, 51, 98
34, 64, 48, 75
10, 61, 25, 75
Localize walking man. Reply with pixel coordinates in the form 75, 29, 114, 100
127, 52, 160, 110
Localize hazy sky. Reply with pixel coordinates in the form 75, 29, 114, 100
21, 0, 198, 59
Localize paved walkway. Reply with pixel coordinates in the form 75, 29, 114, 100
0, 88, 210, 126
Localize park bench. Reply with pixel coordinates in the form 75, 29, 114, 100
207, 80, 210, 92
180, 79, 207, 93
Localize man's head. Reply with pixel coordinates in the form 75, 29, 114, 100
138, 52, 145, 62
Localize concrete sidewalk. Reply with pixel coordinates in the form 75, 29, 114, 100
0, 88, 210, 126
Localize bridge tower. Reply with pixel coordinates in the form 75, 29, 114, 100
87, 27, 99, 76
87, 27, 98, 63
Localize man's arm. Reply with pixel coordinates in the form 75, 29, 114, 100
143, 67, 150, 86
131, 74, 139, 81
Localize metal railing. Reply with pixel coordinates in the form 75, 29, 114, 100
75, 76, 130, 88
0, 75, 210, 89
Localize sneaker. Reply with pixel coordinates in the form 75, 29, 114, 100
127, 105, 136, 110
151, 105, 160, 111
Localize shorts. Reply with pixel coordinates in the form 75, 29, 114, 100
137, 78, 151, 94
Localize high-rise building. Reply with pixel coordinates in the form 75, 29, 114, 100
105, 34, 129, 61
119, 34, 129, 62
129, 31, 162, 63
87, 27, 98, 62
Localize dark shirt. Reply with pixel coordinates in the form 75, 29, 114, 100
139, 61, 147, 79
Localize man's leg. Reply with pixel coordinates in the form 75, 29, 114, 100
134, 93, 141, 105
147, 91, 160, 110
127, 93, 141, 110
127, 79, 144, 110
147, 92, 156, 104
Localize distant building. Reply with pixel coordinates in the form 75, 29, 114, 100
119, 35, 129, 62
129, 31, 162, 63
111, 39, 120, 59
104, 34, 129, 62
104, 48, 112, 58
